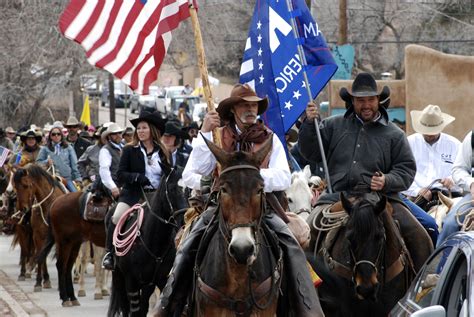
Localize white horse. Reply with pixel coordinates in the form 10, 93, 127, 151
286, 165, 314, 221
427, 192, 462, 230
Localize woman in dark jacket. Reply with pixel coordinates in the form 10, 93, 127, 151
102, 111, 170, 270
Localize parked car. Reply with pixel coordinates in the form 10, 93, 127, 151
169, 95, 201, 116
390, 231, 473, 317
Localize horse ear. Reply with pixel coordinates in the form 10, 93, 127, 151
303, 165, 312, 180
340, 192, 352, 214
438, 191, 453, 209
201, 133, 230, 166
252, 136, 273, 167
374, 195, 387, 215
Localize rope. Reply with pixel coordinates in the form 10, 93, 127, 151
113, 203, 146, 257
311, 204, 348, 231
32, 187, 54, 209
455, 201, 474, 227
413, 179, 442, 205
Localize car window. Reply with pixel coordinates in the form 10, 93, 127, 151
412, 246, 454, 308
440, 252, 467, 317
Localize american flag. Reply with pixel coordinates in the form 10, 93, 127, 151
0, 146, 10, 167
239, 0, 337, 145
59, 0, 196, 95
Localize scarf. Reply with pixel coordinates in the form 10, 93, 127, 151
223, 122, 271, 153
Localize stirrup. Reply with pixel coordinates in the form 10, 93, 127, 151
102, 252, 115, 270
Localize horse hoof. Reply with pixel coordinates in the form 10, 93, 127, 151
62, 301, 73, 307
25, 273, 32, 278
43, 281, 52, 289
101, 289, 110, 296
34, 285, 42, 292
71, 300, 81, 306
17, 276, 25, 281
94, 293, 103, 300
77, 290, 86, 297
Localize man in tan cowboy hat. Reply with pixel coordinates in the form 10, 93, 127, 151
404, 105, 460, 202
64, 116, 91, 159
300, 73, 433, 270
156, 84, 324, 316
5, 127, 17, 141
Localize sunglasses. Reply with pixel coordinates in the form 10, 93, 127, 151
51, 133, 62, 136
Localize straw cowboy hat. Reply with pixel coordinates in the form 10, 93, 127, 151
130, 110, 166, 135
410, 105, 455, 135
217, 84, 268, 120
5, 127, 16, 134
64, 117, 82, 127
339, 73, 391, 109
101, 123, 124, 140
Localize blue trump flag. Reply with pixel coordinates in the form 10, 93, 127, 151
239, 0, 337, 145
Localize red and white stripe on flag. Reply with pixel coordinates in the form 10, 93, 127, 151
59, 0, 196, 95
0, 146, 10, 167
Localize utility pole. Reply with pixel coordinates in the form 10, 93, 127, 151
108, 73, 116, 122
338, 0, 348, 45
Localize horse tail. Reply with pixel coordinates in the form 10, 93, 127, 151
36, 222, 55, 264
108, 267, 129, 317
10, 223, 34, 258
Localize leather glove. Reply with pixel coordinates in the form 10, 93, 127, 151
137, 174, 151, 186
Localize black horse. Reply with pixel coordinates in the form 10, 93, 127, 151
311, 192, 421, 316
108, 163, 187, 317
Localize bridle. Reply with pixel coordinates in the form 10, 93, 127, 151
349, 232, 386, 285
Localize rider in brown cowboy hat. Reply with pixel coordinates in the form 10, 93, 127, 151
299, 72, 433, 270
155, 84, 324, 316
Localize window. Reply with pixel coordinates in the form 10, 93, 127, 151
413, 246, 454, 308
440, 252, 467, 317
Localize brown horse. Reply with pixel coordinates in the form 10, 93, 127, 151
189, 138, 284, 317
310, 192, 427, 316
13, 164, 61, 291
37, 182, 112, 307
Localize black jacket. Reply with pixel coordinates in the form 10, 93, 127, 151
69, 136, 92, 159
298, 110, 416, 202
117, 144, 169, 206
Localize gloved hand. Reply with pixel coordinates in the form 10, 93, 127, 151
137, 174, 151, 187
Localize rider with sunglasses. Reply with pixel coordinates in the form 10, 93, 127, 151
36, 126, 82, 192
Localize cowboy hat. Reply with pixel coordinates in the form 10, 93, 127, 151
64, 117, 82, 127
339, 73, 391, 109
101, 123, 124, 140
217, 84, 268, 120
410, 105, 455, 135
163, 121, 188, 139
20, 129, 42, 143
5, 127, 16, 134
130, 110, 166, 135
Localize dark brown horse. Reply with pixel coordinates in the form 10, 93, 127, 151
36, 179, 112, 306
188, 138, 284, 317
107, 163, 187, 317
13, 164, 62, 291
311, 192, 423, 316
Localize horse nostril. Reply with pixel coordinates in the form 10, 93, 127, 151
229, 243, 255, 264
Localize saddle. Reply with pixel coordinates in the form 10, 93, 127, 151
80, 192, 112, 222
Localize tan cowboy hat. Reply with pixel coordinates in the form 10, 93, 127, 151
217, 84, 268, 120
64, 116, 82, 127
101, 123, 124, 140
5, 127, 16, 134
410, 105, 455, 135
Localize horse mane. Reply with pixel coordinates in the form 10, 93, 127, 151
346, 198, 381, 250
14, 164, 58, 188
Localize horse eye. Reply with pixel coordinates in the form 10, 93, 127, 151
288, 198, 293, 203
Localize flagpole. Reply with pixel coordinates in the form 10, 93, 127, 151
285, 0, 333, 193
188, 1, 221, 147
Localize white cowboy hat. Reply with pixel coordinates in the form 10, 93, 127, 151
101, 123, 124, 140
410, 105, 455, 135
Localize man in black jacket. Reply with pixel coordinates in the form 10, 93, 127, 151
299, 73, 433, 271
65, 116, 92, 159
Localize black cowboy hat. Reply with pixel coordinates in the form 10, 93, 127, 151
339, 73, 391, 109
20, 129, 42, 143
163, 121, 189, 139
217, 84, 268, 120
130, 110, 166, 135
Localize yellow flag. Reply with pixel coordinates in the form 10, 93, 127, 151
80, 95, 91, 126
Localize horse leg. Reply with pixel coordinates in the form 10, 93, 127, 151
124, 279, 142, 317
93, 245, 106, 299
77, 242, 88, 297
67, 242, 82, 306
42, 260, 51, 289
56, 242, 73, 307
139, 285, 155, 317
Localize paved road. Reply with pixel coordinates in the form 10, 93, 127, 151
0, 232, 160, 316
98, 105, 137, 128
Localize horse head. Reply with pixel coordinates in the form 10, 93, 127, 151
13, 166, 35, 214
204, 136, 272, 266
286, 167, 313, 220
341, 191, 387, 301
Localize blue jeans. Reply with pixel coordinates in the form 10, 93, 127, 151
436, 193, 472, 247
400, 194, 438, 246
66, 180, 78, 193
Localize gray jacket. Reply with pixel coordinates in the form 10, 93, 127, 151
298, 110, 416, 201
77, 144, 101, 179
36, 144, 81, 182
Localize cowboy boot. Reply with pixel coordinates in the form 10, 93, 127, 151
102, 222, 116, 270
